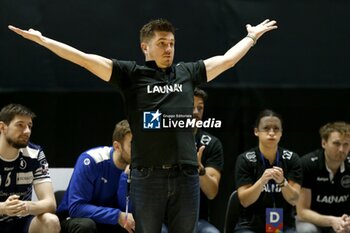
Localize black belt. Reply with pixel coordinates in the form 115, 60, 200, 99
154, 164, 181, 170
136, 164, 196, 170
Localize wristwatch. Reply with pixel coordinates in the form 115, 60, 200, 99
278, 177, 288, 187
198, 167, 206, 176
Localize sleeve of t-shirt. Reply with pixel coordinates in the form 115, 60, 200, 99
234, 153, 255, 189
109, 59, 136, 90
285, 153, 303, 185
67, 154, 121, 225
300, 155, 313, 189
181, 60, 207, 86
203, 138, 224, 171
33, 148, 51, 185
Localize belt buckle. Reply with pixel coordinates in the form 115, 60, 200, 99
161, 164, 173, 169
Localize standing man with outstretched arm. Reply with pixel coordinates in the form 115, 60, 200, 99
9, 18, 277, 233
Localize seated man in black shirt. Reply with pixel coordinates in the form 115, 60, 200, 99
296, 122, 350, 233
162, 88, 224, 233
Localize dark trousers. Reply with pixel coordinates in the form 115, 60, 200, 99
0, 215, 33, 233
131, 165, 200, 233
60, 217, 128, 233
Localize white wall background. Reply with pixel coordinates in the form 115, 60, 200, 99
32, 168, 73, 201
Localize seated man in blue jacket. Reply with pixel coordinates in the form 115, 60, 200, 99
56, 120, 134, 233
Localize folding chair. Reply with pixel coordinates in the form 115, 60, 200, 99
223, 190, 241, 233
54, 190, 66, 207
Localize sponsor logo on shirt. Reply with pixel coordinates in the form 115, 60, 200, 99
101, 177, 108, 183
317, 177, 329, 182
147, 84, 183, 94
19, 158, 27, 170
16, 172, 34, 185
245, 152, 257, 162
263, 183, 281, 193
200, 135, 212, 145
4, 167, 14, 172
281, 150, 293, 160
143, 109, 221, 129
316, 194, 349, 204
84, 158, 91, 165
40, 160, 49, 175
341, 175, 350, 188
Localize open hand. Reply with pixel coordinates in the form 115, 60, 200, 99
246, 19, 278, 41
8, 25, 44, 44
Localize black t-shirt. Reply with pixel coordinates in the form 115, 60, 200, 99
109, 60, 207, 168
234, 147, 302, 231
301, 149, 350, 216
195, 130, 224, 220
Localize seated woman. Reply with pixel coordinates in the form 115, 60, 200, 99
234, 109, 302, 233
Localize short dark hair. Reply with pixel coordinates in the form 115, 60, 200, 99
0, 103, 36, 125
194, 87, 208, 102
140, 18, 175, 43
254, 109, 283, 129
112, 120, 131, 143
319, 121, 350, 141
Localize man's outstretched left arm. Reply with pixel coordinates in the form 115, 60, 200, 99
204, 19, 277, 81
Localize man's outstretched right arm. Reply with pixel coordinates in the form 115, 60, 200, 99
8, 26, 113, 82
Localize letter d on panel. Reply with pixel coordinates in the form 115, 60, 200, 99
266, 208, 283, 232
